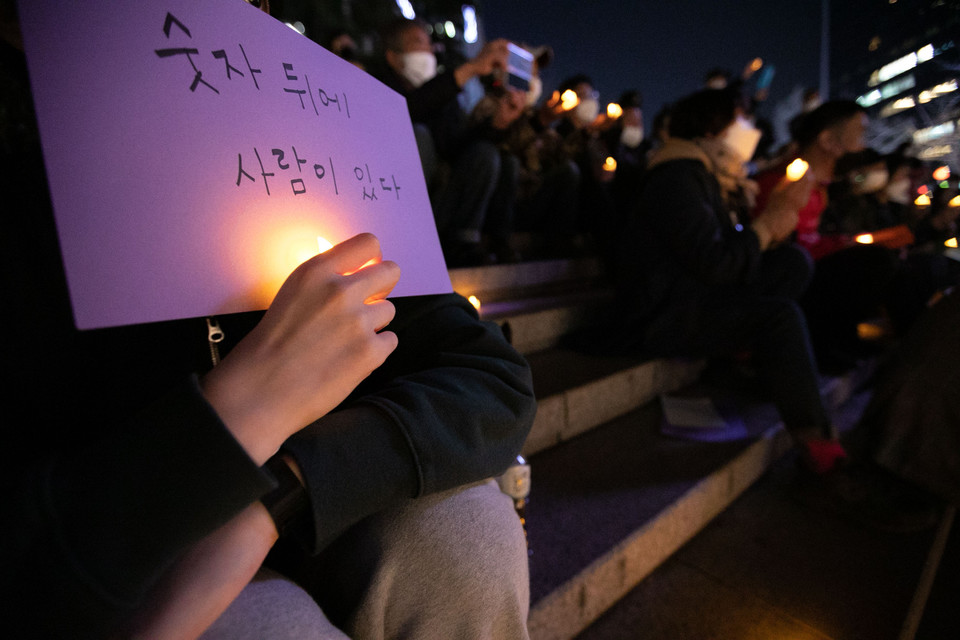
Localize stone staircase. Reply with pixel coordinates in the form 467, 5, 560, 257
450, 257, 955, 640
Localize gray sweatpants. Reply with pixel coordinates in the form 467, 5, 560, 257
201, 480, 530, 639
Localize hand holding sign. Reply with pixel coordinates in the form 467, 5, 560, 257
202, 233, 400, 464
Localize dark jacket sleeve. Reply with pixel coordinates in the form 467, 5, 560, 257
642, 159, 763, 286
6, 375, 274, 639
281, 293, 536, 552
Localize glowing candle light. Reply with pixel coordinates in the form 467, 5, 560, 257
560, 89, 580, 110
603, 157, 618, 172
855, 233, 875, 244
467, 295, 481, 311
949, 195, 960, 207
946, 237, 959, 248
606, 102, 623, 119
750, 57, 763, 72
932, 165, 951, 181
915, 194, 931, 206
786, 158, 809, 181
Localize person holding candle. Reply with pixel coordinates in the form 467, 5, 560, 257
613, 88, 850, 475
1, 6, 536, 638
755, 101, 901, 372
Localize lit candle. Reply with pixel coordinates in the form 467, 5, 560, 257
946, 237, 959, 249
467, 295, 481, 311
603, 157, 617, 172
750, 57, 763, 72
933, 165, 951, 181
560, 89, 580, 110
786, 158, 809, 182
855, 233, 875, 244
949, 195, 960, 208
606, 102, 623, 119
915, 194, 931, 206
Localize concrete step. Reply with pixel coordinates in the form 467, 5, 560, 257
450, 257, 606, 304
523, 348, 704, 457
524, 366, 872, 640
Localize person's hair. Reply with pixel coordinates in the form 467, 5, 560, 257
704, 67, 731, 84
617, 90, 642, 110
793, 100, 865, 150
380, 18, 428, 53
836, 148, 883, 176
558, 74, 593, 95
667, 88, 741, 140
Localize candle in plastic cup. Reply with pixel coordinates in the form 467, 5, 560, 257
606, 102, 623, 119
786, 158, 809, 182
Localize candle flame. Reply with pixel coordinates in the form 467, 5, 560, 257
467, 295, 481, 311
606, 102, 623, 119
915, 194, 931, 206
949, 195, 960, 207
560, 89, 580, 110
603, 157, 618, 172
855, 233, 875, 244
946, 237, 959, 248
786, 158, 809, 182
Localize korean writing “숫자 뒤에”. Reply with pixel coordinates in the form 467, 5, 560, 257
155, 12, 401, 204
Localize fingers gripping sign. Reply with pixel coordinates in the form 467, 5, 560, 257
202, 233, 401, 464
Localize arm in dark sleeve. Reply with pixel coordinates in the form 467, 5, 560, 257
281, 293, 536, 552
6, 376, 274, 639
643, 160, 763, 286
404, 70, 461, 124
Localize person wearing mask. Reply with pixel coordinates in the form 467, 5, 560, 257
755, 101, 901, 370
374, 18, 508, 188
613, 88, 853, 477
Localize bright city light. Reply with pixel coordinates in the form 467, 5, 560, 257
396, 0, 415, 19
462, 6, 478, 44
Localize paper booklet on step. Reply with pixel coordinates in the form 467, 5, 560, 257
19, 0, 451, 330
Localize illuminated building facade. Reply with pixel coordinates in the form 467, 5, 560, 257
832, 0, 960, 161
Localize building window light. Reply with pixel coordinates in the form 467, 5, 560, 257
462, 6, 478, 44
858, 89, 882, 107
914, 121, 956, 145
870, 43, 936, 86
396, 0, 415, 19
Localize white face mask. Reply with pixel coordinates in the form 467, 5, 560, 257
721, 116, 761, 163
399, 51, 437, 88
852, 168, 889, 194
526, 76, 543, 107
573, 97, 599, 126
620, 125, 644, 148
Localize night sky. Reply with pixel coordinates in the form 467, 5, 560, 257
477, 0, 825, 138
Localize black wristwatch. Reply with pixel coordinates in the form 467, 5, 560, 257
261, 455, 309, 536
